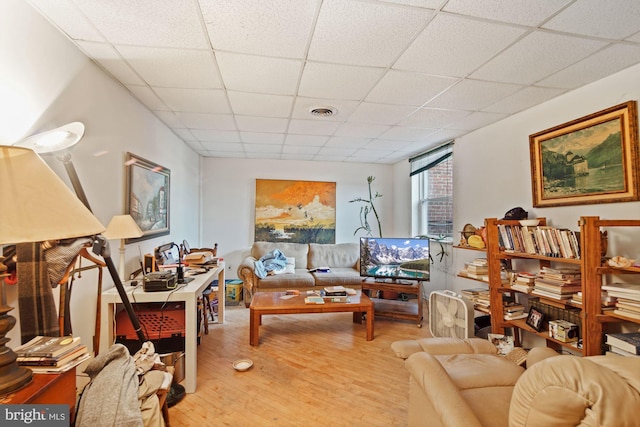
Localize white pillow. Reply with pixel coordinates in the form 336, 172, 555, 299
274, 257, 295, 275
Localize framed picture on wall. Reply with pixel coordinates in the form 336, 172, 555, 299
125, 152, 170, 242
529, 101, 639, 207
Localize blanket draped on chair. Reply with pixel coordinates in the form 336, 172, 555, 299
16, 243, 60, 343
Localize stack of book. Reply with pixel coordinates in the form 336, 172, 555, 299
322, 286, 352, 302
510, 272, 536, 294
601, 283, 640, 320
531, 267, 582, 301
460, 258, 489, 282
497, 224, 580, 259
503, 302, 527, 320
605, 332, 640, 357
461, 287, 490, 313
570, 291, 616, 310
15, 336, 90, 373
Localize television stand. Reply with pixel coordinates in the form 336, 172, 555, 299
361, 279, 423, 327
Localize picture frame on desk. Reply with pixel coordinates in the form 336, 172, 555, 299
526, 307, 546, 332
125, 152, 170, 242
529, 100, 639, 207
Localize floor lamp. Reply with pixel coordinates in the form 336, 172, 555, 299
0, 146, 105, 394
13, 123, 147, 345
103, 215, 143, 281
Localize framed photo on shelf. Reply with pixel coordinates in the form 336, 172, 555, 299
529, 101, 639, 207
125, 152, 170, 242
525, 307, 546, 332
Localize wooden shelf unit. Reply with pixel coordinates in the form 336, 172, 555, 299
361, 279, 423, 327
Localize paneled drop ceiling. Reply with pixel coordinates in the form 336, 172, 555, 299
27, 0, 640, 163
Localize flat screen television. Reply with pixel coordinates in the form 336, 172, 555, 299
359, 237, 430, 281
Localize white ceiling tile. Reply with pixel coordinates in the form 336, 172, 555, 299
228, 92, 293, 117
287, 120, 340, 136
394, 14, 526, 77
185, 140, 204, 150
379, 0, 441, 8
281, 153, 316, 161
471, 31, 607, 85
427, 79, 523, 110
172, 128, 196, 141
126, 85, 168, 111
282, 145, 321, 155
348, 149, 393, 160
240, 132, 285, 144
284, 135, 330, 146
366, 70, 457, 106
208, 150, 245, 158
116, 45, 221, 88
298, 63, 384, 101
316, 146, 358, 157
190, 129, 241, 142
378, 126, 438, 141
627, 32, 640, 43
291, 98, 360, 121
399, 108, 470, 128
154, 87, 230, 114
420, 129, 467, 144
334, 123, 390, 138
324, 137, 370, 149
29, 0, 105, 41
442, 0, 571, 26
74, 0, 209, 48
543, 0, 640, 40
216, 52, 302, 95
176, 112, 237, 130
349, 103, 417, 125
537, 44, 640, 89
200, 141, 244, 152
368, 139, 416, 151
200, 0, 318, 58
308, 0, 434, 67
243, 143, 283, 153
76, 41, 144, 85
152, 111, 184, 128
483, 86, 567, 114
444, 111, 507, 131
235, 116, 289, 133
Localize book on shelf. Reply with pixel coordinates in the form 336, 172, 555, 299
15, 336, 82, 358
605, 332, 640, 355
612, 309, 640, 321
18, 344, 88, 367
607, 345, 639, 357
602, 283, 640, 294
531, 289, 573, 300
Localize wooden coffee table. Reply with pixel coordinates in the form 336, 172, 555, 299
249, 290, 374, 346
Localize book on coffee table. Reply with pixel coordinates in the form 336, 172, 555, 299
305, 296, 325, 304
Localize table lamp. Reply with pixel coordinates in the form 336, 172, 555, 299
0, 145, 105, 394
103, 215, 143, 281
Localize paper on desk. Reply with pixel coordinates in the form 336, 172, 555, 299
280, 295, 296, 300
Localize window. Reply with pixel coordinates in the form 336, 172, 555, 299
410, 142, 454, 242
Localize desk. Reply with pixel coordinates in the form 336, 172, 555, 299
100, 267, 224, 393
1, 368, 77, 421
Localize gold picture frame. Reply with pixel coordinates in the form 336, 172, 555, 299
125, 152, 170, 242
529, 101, 639, 207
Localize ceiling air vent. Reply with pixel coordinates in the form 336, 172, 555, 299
309, 107, 337, 117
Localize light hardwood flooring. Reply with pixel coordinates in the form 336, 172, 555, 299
168, 302, 433, 426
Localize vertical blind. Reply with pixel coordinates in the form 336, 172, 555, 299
409, 141, 454, 176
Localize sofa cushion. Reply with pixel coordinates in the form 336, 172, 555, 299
311, 268, 362, 287
391, 337, 498, 359
308, 243, 359, 269
257, 270, 315, 289
436, 353, 524, 390
252, 242, 309, 270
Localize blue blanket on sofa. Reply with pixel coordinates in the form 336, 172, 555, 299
254, 249, 288, 279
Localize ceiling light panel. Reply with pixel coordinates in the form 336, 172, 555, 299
308, 0, 434, 67
394, 14, 526, 77
216, 52, 302, 95
200, 0, 318, 58
116, 46, 222, 88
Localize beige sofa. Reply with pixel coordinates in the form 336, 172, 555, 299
392, 338, 640, 427
237, 241, 362, 306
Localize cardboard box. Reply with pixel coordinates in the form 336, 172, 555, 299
549, 320, 579, 342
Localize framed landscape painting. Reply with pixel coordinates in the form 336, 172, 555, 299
529, 101, 639, 207
125, 152, 170, 242
255, 179, 336, 244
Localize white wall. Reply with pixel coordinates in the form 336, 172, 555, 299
1, 0, 200, 352
451, 62, 640, 295
200, 158, 395, 277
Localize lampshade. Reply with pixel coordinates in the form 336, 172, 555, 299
0, 146, 105, 244
103, 215, 143, 240
14, 122, 84, 154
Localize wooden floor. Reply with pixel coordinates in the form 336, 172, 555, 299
168, 302, 433, 426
